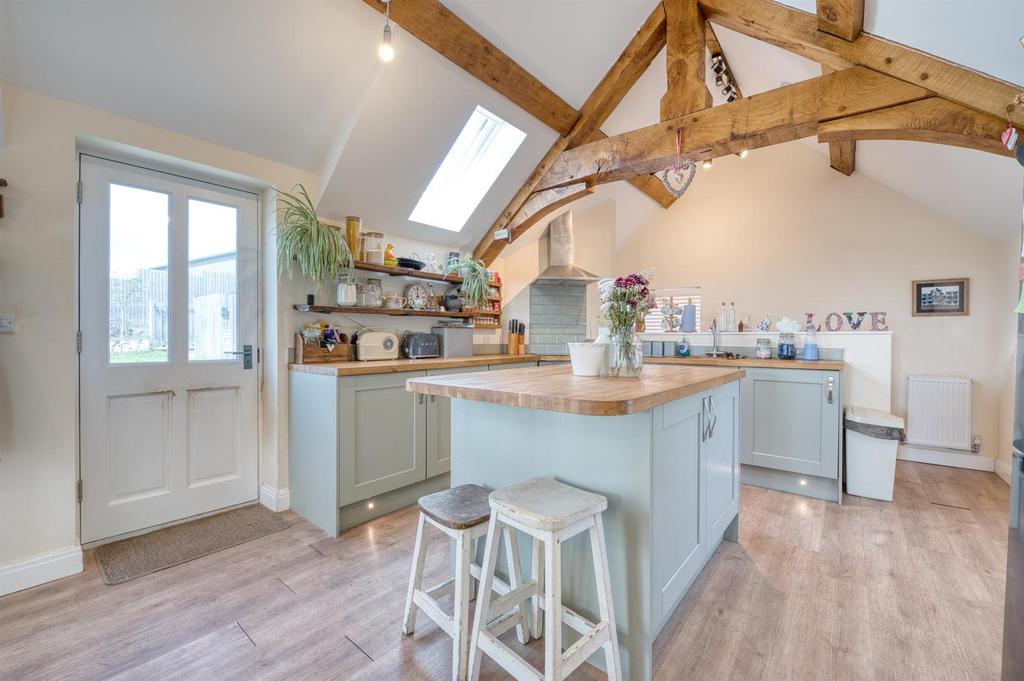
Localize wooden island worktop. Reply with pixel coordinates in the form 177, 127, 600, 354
406, 363, 745, 416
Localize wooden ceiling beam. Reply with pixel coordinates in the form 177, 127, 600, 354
506, 184, 596, 241
821, 65, 856, 174
817, 97, 1014, 157
817, 0, 863, 41
536, 67, 931, 191
661, 0, 712, 120
473, 4, 669, 265
360, 0, 577, 135
697, 0, 1024, 127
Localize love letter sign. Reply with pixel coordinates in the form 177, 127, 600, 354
805, 312, 889, 332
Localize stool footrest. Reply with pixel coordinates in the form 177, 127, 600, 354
478, 630, 544, 681
487, 580, 537, 618
561, 621, 610, 677
412, 589, 454, 638
536, 600, 597, 637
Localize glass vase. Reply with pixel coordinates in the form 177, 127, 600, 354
608, 334, 644, 377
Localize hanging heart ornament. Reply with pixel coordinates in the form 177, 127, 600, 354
655, 160, 696, 199
655, 129, 696, 199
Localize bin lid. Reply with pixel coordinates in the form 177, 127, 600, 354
845, 406, 904, 429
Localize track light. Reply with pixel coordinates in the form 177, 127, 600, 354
378, 0, 395, 62
739, 149, 749, 159
702, 158, 713, 170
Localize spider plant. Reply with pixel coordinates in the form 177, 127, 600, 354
274, 185, 352, 288
444, 255, 492, 310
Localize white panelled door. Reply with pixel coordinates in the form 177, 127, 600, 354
79, 155, 259, 543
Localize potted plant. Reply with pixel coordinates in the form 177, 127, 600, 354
444, 255, 492, 311
599, 271, 654, 377
275, 184, 353, 292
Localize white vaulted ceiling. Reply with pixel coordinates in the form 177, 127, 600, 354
1, 0, 1022, 246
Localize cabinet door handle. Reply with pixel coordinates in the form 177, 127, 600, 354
709, 395, 718, 439
430, 395, 436, 403
701, 397, 710, 442
418, 393, 425, 405
826, 376, 835, 405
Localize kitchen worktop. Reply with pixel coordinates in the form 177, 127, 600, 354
535, 355, 844, 371
288, 354, 536, 376
407, 363, 745, 416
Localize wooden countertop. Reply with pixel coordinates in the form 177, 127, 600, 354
534, 355, 844, 371
406, 364, 745, 416
289, 354, 536, 377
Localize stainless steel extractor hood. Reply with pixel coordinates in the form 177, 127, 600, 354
534, 211, 599, 282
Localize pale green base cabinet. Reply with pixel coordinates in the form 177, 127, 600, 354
289, 363, 537, 536
739, 367, 844, 502
451, 380, 741, 681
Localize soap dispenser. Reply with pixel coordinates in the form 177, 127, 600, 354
803, 323, 820, 361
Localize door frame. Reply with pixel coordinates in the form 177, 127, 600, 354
75, 150, 266, 547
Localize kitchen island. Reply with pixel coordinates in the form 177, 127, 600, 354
407, 363, 745, 681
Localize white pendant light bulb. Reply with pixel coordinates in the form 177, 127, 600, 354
702, 158, 713, 170
378, 0, 394, 62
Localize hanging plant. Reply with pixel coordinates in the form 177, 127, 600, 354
444, 255, 492, 310
274, 184, 353, 288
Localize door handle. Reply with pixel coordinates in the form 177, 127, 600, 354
224, 344, 253, 370
701, 397, 710, 442
826, 376, 835, 404
418, 393, 425, 405
709, 395, 718, 439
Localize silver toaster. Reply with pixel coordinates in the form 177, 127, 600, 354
402, 332, 440, 359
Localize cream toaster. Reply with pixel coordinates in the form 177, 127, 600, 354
357, 331, 399, 361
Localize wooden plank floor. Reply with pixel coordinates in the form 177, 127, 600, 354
0, 461, 1008, 680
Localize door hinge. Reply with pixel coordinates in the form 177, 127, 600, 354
76, 181, 83, 205
76, 479, 83, 503
76, 330, 82, 354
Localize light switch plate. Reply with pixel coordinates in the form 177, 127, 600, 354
0, 313, 15, 334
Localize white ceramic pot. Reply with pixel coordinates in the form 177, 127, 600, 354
567, 342, 606, 377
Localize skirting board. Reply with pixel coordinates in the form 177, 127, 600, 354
996, 458, 1013, 485
898, 445, 995, 472
259, 484, 291, 512
0, 546, 83, 597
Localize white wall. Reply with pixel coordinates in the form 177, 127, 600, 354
502, 141, 1021, 474
0, 83, 313, 586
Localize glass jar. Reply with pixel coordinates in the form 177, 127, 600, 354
608, 333, 644, 377
364, 278, 384, 308
364, 232, 386, 265
755, 337, 772, 359
777, 333, 797, 360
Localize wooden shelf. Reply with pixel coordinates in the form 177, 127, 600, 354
353, 261, 501, 288
295, 304, 500, 319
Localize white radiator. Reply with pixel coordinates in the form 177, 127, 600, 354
906, 375, 972, 451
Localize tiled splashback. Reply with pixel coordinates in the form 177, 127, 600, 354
528, 282, 587, 355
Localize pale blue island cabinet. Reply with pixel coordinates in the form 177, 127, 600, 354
288, 360, 539, 536
408, 364, 744, 681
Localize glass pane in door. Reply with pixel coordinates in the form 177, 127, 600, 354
187, 199, 238, 361
109, 184, 170, 363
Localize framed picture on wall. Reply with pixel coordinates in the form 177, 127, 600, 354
912, 278, 970, 316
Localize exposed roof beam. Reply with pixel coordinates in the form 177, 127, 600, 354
506, 184, 595, 242
821, 65, 855, 174
697, 0, 1024, 127
473, 3, 669, 264
361, 0, 577, 135
661, 0, 711, 120
537, 67, 930, 191
817, 0, 863, 41
818, 97, 1014, 157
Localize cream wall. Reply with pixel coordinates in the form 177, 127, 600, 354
580, 141, 1018, 474
0, 83, 313, 586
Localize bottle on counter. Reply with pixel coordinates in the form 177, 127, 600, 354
727, 302, 737, 332
718, 303, 727, 332
803, 323, 820, 361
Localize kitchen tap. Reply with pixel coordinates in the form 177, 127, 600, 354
707, 319, 725, 358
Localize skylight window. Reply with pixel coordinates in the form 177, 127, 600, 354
409, 106, 526, 232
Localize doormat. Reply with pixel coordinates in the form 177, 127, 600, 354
95, 504, 291, 585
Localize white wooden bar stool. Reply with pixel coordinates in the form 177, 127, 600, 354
402, 484, 530, 681
468, 478, 622, 681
